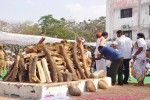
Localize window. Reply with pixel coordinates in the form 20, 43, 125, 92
123, 30, 132, 39
121, 8, 132, 18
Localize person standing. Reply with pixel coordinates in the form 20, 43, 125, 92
93, 46, 124, 85
133, 33, 147, 86
94, 32, 102, 70
115, 30, 132, 84
0, 44, 6, 77
94, 32, 108, 75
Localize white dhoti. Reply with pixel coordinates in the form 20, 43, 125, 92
134, 59, 146, 81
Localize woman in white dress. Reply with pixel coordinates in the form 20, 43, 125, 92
94, 32, 108, 75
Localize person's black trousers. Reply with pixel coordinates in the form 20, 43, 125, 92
107, 57, 124, 85
123, 59, 131, 84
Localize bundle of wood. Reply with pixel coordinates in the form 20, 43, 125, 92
3, 37, 92, 83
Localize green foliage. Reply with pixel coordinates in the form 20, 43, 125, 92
0, 14, 106, 42
38, 15, 106, 42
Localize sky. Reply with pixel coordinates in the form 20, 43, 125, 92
0, 0, 106, 23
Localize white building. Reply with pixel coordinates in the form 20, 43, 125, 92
106, 0, 150, 40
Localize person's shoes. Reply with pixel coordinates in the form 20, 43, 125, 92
112, 83, 115, 86
123, 82, 128, 84
117, 83, 123, 85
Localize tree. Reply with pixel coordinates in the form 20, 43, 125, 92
38, 14, 59, 36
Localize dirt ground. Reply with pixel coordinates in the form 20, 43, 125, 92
71, 84, 150, 100
0, 83, 150, 100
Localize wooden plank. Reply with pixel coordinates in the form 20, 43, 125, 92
41, 58, 52, 83
36, 61, 46, 83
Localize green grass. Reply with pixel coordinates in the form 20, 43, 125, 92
128, 75, 150, 84
1, 70, 150, 84
0, 70, 7, 80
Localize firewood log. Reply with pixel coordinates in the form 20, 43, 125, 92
43, 47, 63, 82
11, 55, 20, 81
26, 44, 44, 53
23, 52, 45, 59
59, 45, 78, 81
41, 58, 52, 83
36, 61, 46, 83
62, 72, 73, 81
73, 43, 86, 79
38, 37, 45, 44
29, 55, 40, 83
57, 65, 66, 70
18, 56, 27, 82
77, 39, 91, 78
53, 56, 63, 65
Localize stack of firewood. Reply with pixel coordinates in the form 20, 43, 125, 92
3, 37, 92, 83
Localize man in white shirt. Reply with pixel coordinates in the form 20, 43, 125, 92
86, 46, 92, 58
115, 30, 132, 84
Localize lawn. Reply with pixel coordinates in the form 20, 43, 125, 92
0, 70, 150, 84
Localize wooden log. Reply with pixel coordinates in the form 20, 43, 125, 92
77, 39, 91, 78
11, 55, 20, 81
76, 70, 81, 79
26, 44, 44, 53
36, 61, 46, 83
23, 52, 45, 58
18, 56, 27, 82
29, 55, 40, 83
38, 37, 45, 44
57, 70, 63, 82
73, 43, 86, 79
43, 47, 58, 82
57, 65, 66, 70
62, 72, 72, 82
41, 58, 52, 83
59, 45, 78, 81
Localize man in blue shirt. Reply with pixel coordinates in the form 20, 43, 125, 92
93, 46, 124, 85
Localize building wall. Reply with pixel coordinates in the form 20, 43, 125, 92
106, 0, 150, 41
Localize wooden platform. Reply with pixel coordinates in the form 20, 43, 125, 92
0, 77, 111, 100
